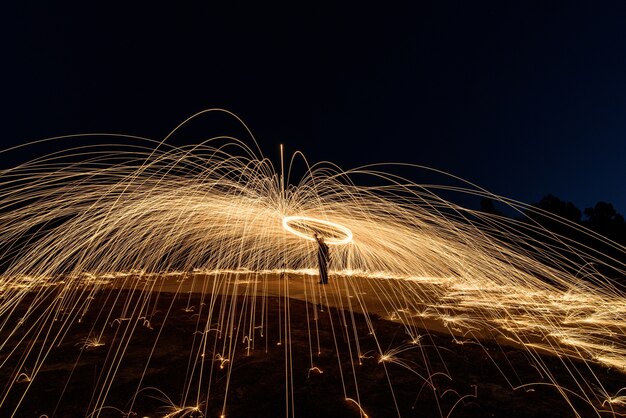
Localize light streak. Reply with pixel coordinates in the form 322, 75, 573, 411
14, 373, 31, 384
345, 397, 369, 418
307, 367, 323, 378
0, 110, 624, 417
214, 354, 230, 369
76, 336, 105, 349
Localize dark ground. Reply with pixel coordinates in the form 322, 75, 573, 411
1, 290, 624, 418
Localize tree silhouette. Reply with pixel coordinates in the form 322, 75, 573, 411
531, 194, 582, 223
479, 197, 503, 216
583, 202, 626, 243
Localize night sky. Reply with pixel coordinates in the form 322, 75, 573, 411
3, 3, 626, 213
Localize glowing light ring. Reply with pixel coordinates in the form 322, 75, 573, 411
282, 216, 353, 245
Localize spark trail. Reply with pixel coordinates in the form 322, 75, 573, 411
0, 110, 625, 417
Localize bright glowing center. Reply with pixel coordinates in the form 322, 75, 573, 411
282, 216, 353, 245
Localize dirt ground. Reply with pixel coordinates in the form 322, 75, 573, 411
1, 288, 625, 418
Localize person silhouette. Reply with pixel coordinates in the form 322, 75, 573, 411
314, 233, 330, 284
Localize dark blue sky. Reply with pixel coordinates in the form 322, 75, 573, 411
3, 3, 626, 213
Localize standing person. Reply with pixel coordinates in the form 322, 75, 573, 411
315, 233, 330, 284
